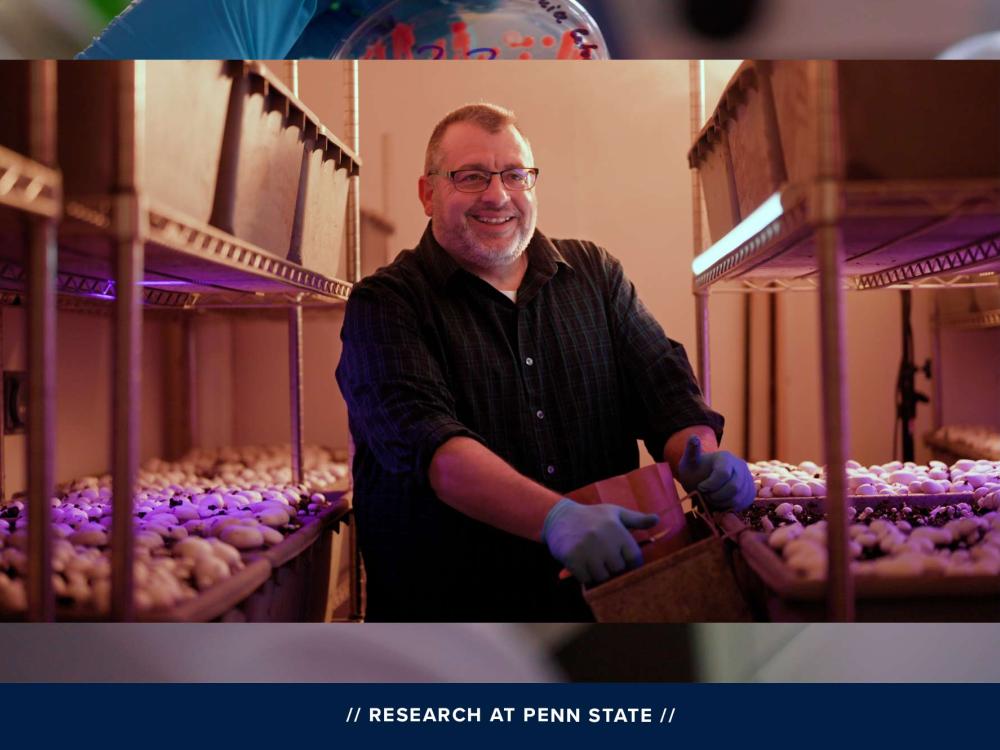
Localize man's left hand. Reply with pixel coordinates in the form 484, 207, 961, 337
676, 435, 754, 511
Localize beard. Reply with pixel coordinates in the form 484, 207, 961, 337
433, 212, 535, 272
452, 226, 531, 269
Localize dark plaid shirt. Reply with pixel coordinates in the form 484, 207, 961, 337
336, 224, 723, 621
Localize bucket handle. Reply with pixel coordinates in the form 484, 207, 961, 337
688, 491, 755, 546
686, 490, 721, 538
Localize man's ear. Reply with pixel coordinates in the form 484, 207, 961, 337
418, 175, 434, 217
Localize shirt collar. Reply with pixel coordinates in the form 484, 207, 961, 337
415, 222, 574, 293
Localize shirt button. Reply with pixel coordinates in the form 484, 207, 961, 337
546, 465, 556, 475
536, 410, 545, 420
525, 357, 534, 366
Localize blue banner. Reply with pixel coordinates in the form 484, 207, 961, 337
0, 683, 984, 745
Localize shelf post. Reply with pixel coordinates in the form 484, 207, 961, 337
931, 297, 943, 432
288, 60, 305, 484
111, 60, 146, 622
288, 301, 305, 485
813, 61, 854, 622
26, 60, 58, 622
285, 61, 306, 486
343, 59, 363, 621
345, 61, 361, 284
817, 220, 852, 621
695, 292, 711, 403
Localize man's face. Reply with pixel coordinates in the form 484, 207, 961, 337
419, 122, 538, 272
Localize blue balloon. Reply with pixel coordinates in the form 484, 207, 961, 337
77, 0, 602, 60
79, 0, 328, 59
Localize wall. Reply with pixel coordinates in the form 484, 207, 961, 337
772, 289, 937, 466
196, 310, 349, 452
937, 327, 1000, 430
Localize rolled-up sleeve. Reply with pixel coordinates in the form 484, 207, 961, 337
603, 251, 725, 460
335, 280, 485, 477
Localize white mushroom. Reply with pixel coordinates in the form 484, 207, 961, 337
868, 553, 925, 577
888, 470, 917, 486
771, 482, 792, 498
194, 554, 231, 590
921, 479, 946, 495
134, 530, 165, 550
768, 522, 804, 549
205, 538, 242, 568
68, 524, 108, 547
174, 536, 213, 559
218, 524, 264, 550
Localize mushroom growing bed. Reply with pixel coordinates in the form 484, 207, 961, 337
743, 493, 1000, 580
749, 458, 1000, 500
0, 444, 350, 619
721, 458, 1000, 621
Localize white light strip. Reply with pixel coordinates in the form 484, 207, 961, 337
692, 192, 784, 277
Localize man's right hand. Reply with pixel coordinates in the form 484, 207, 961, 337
542, 499, 659, 587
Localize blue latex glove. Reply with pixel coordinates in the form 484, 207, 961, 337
676, 434, 755, 512
542, 499, 659, 587
77, 0, 325, 59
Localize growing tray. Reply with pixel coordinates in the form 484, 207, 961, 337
720, 495, 1000, 621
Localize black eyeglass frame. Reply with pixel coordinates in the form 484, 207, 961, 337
426, 167, 540, 193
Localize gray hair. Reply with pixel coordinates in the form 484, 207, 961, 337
424, 103, 531, 173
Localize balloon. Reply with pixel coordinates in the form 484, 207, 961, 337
333, 0, 609, 60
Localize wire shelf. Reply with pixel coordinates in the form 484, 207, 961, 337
0, 144, 60, 219
694, 181, 1000, 292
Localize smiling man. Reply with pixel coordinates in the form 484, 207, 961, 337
420, 111, 539, 298
336, 103, 753, 621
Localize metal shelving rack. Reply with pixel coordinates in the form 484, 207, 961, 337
62, 199, 354, 304
692, 181, 1000, 291
689, 60, 1000, 622
1, 60, 362, 622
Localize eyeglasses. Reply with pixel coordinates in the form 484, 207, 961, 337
427, 167, 540, 193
